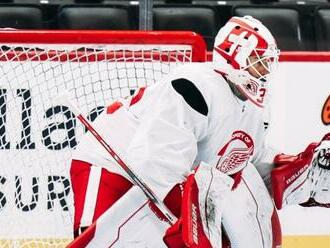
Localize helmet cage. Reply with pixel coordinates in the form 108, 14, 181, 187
238, 45, 279, 107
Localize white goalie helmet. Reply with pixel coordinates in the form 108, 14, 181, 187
213, 16, 280, 107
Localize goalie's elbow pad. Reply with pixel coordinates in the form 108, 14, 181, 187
271, 143, 318, 210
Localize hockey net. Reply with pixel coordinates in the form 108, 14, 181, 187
0, 30, 206, 248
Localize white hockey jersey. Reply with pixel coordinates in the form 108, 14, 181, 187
73, 62, 275, 201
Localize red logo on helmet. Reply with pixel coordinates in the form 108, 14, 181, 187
216, 130, 254, 175
214, 17, 268, 70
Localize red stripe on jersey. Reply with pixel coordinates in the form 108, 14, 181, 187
107, 101, 123, 114
130, 87, 146, 106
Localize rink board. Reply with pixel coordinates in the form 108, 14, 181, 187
0, 236, 330, 247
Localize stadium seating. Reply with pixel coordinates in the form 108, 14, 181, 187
153, 5, 220, 50
74, 0, 103, 2
315, 7, 330, 51
0, 4, 43, 29
232, 6, 306, 51
57, 4, 135, 30
165, 0, 192, 3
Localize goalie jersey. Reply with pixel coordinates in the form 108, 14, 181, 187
72, 62, 273, 200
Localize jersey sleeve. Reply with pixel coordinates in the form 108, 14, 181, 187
125, 76, 209, 200
250, 109, 280, 189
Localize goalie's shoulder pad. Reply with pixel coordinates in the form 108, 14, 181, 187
171, 78, 208, 116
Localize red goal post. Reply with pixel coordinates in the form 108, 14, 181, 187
0, 30, 207, 247
0, 30, 207, 62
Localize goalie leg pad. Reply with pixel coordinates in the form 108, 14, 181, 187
195, 163, 234, 248
68, 186, 170, 248
163, 170, 214, 248
163, 163, 234, 248
222, 163, 280, 248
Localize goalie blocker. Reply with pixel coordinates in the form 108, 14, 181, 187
271, 133, 330, 210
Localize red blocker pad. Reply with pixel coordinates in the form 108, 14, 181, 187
163, 172, 212, 248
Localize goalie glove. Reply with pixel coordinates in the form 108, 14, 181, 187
271, 133, 330, 209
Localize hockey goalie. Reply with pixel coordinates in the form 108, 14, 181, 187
67, 16, 330, 248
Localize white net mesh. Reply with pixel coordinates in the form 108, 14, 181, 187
0, 31, 205, 247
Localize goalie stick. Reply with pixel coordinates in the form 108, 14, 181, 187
58, 95, 177, 226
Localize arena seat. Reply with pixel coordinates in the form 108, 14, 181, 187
0, 4, 43, 29
232, 6, 306, 51
74, 0, 103, 2
153, 5, 220, 50
315, 7, 330, 50
165, 0, 192, 3
57, 5, 135, 30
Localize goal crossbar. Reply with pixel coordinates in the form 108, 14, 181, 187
0, 30, 207, 62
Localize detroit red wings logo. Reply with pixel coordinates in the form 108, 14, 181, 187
216, 131, 254, 175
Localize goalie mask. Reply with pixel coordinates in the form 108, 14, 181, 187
213, 16, 280, 107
